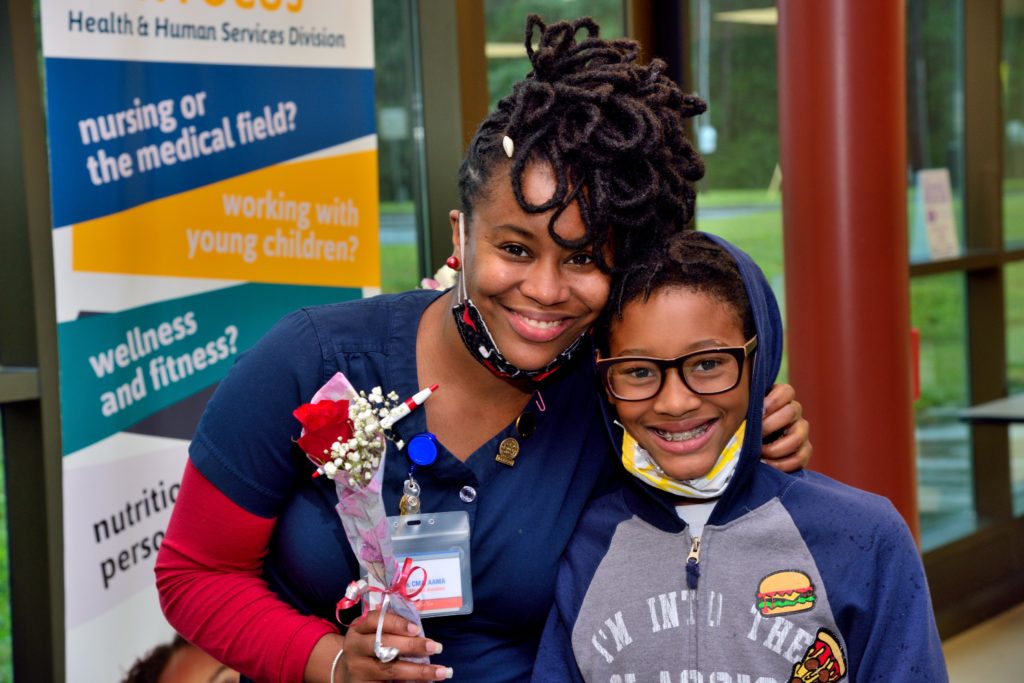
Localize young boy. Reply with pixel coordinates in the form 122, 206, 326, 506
531, 232, 947, 682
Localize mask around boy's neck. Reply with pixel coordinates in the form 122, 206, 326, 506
620, 421, 746, 499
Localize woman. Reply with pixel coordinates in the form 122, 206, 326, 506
156, 16, 811, 683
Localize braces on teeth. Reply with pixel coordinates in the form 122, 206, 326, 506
655, 422, 711, 442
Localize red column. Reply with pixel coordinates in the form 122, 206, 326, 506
777, 1, 918, 536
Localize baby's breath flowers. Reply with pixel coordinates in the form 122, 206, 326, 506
328, 388, 399, 486
293, 386, 402, 488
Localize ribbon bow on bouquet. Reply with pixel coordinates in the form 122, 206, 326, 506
293, 372, 430, 672
336, 557, 427, 663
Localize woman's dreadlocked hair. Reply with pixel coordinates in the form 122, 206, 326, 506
457, 14, 706, 272
598, 230, 754, 352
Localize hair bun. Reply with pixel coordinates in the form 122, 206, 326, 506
525, 15, 643, 85
525, 15, 605, 82
457, 14, 707, 273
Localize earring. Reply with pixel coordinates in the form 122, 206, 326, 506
445, 255, 460, 270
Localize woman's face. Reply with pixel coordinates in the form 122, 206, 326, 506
605, 287, 751, 481
451, 163, 610, 372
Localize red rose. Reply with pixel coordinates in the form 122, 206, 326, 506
293, 399, 353, 462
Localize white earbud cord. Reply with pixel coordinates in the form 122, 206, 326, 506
457, 212, 468, 301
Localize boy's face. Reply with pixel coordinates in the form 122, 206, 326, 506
605, 286, 751, 481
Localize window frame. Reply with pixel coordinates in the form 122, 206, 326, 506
917, 0, 1024, 636
1, 1, 65, 679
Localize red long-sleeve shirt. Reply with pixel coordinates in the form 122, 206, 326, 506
155, 461, 338, 682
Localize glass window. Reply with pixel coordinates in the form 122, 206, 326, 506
689, 1, 786, 379
906, 0, 975, 549
1001, 1, 1023, 518
484, 1, 624, 111
1013, 421, 1024, 518
374, 0, 424, 292
911, 273, 976, 550
1005, 2, 1024, 248
1007, 262, 1024, 516
907, 0, 966, 262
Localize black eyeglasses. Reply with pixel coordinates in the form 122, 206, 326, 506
597, 337, 757, 401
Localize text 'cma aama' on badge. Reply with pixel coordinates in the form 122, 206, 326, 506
370, 511, 474, 618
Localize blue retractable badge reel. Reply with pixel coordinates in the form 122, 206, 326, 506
407, 432, 438, 467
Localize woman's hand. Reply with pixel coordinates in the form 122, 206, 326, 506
760, 383, 812, 472
324, 610, 450, 683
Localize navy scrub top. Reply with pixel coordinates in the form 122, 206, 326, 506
189, 289, 617, 682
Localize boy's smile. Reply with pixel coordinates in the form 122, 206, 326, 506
605, 286, 751, 482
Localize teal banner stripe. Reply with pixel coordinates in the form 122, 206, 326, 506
57, 283, 358, 454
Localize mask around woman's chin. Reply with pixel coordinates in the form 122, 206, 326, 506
451, 297, 589, 382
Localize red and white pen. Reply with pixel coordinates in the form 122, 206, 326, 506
380, 384, 438, 430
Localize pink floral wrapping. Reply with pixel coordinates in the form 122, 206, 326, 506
300, 372, 427, 670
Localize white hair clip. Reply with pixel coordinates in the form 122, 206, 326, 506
502, 135, 514, 158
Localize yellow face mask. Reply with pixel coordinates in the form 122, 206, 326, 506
620, 421, 746, 499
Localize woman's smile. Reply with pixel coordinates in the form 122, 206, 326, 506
505, 307, 575, 343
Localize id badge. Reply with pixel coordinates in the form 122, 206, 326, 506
366, 511, 473, 618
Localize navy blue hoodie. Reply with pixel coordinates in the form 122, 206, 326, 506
531, 234, 947, 682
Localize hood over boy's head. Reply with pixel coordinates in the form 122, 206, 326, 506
599, 230, 784, 493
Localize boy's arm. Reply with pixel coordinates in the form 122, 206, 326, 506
786, 473, 948, 680
855, 511, 948, 681
531, 596, 586, 683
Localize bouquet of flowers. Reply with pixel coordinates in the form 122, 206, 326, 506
293, 372, 427, 668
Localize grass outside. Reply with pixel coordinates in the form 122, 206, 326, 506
380, 243, 419, 293
1008, 262, 1024, 394
380, 201, 415, 214
379, 204, 420, 293
1006, 177, 1024, 245
696, 203, 785, 278
696, 188, 782, 209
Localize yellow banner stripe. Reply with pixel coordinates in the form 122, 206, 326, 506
73, 151, 381, 288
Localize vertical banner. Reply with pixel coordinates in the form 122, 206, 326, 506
38, 2, 378, 680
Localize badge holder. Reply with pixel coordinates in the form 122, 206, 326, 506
367, 511, 473, 618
